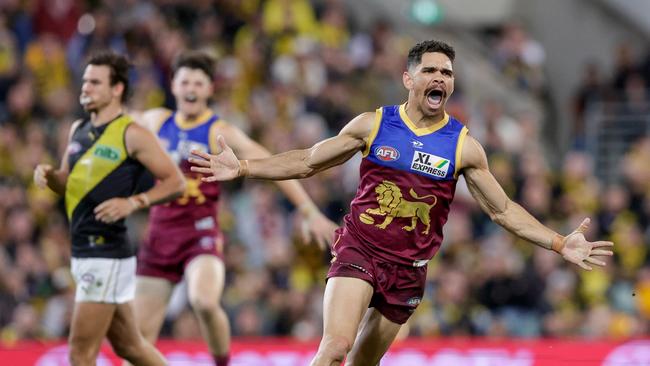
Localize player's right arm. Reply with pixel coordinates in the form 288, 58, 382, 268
189, 112, 376, 182
33, 119, 82, 195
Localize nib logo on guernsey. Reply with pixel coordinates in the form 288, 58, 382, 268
411, 151, 449, 178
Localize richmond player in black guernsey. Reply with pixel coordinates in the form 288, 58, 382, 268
34, 52, 184, 366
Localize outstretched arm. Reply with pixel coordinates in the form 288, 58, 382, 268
207, 122, 344, 248
188, 112, 376, 181
459, 135, 613, 270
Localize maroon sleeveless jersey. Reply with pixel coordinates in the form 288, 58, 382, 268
342, 104, 468, 266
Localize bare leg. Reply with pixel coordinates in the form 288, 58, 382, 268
133, 276, 173, 343
345, 308, 402, 366
310, 277, 374, 366
107, 301, 167, 366
185, 255, 230, 358
68, 302, 116, 366
122, 276, 173, 366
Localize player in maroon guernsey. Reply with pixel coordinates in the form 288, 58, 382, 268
189, 40, 614, 366
128, 51, 337, 366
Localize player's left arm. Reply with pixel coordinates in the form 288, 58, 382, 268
93, 123, 186, 224
216, 122, 338, 249
459, 134, 613, 270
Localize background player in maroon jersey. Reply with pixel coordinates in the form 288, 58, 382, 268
189, 40, 614, 366
128, 51, 337, 366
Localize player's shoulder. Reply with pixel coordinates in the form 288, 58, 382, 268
71, 118, 84, 128
137, 108, 173, 131
340, 111, 379, 139
208, 116, 235, 134
146, 107, 173, 118
124, 118, 151, 137
458, 134, 487, 171
69, 118, 85, 136
211, 114, 229, 126
124, 118, 160, 155
447, 114, 467, 130
209, 119, 252, 148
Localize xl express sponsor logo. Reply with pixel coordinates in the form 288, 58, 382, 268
411, 151, 450, 178
375, 146, 400, 161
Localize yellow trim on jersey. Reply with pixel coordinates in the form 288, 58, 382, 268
174, 109, 214, 130
65, 115, 132, 219
153, 109, 173, 134
399, 103, 449, 136
208, 119, 227, 154
453, 126, 469, 179
362, 108, 383, 157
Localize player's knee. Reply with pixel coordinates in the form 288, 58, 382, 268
68, 334, 101, 366
68, 344, 96, 366
189, 295, 221, 318
138, 324, 159, 343
111, 338, 145, 362
318, 335, 352, 362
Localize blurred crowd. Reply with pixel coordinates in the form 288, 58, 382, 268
0, 0, 649, 345
572, 42, 650, 150
487, 21, 547, 97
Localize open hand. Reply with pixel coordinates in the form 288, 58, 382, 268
189, 135, 241, 182
94, 197, 135, 224
299, 205, 339, 250
560, 218, 614, 271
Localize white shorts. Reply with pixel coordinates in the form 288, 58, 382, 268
71, 256, 136, 303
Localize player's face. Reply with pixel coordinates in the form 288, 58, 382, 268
80, 65, 122, 113
404, 52, 454, 117
171, 67, 213, 117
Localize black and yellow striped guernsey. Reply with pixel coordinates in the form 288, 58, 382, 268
65, 114, 146, 258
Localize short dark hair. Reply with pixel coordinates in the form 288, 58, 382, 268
86, 51, 131, 102
172, 51, 216, 81
407, 40, 456, 70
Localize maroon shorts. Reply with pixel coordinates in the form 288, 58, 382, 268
327, 227, 427, 324
137, 225, 224, 283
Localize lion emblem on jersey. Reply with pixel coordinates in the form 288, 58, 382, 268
177, 177, 206, 205
360, 180, 437, 234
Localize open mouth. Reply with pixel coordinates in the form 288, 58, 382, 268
426, 89, 444, 108
184, 94, 198, 103
80, 95, 92, 105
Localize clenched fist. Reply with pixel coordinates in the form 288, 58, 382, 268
34, 164, 54, 189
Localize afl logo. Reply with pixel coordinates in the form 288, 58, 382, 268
67, 141, 82, 155
375, 146, 400, 161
